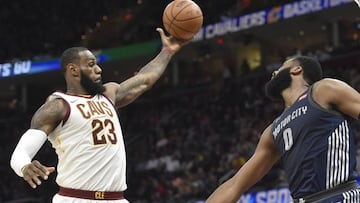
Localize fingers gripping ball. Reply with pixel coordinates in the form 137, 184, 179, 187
162, 0, 203, 40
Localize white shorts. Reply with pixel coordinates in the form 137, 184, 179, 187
53, 194, 130, 203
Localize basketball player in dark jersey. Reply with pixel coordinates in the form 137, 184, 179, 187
206, 56, 360, 203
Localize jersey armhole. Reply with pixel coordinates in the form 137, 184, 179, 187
48, 92, 71, 126
101, 93, 117, 108
61, 99, 71, 126
308, 86, 342, 116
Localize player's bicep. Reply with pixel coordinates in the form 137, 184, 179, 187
250, 125, 280, 169
108, 75, 151, 108
30, 99, 67, 134
230, 125, 279, 193
333, 82, 360, 119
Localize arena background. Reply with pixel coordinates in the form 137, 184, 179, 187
0, 0, 360, 202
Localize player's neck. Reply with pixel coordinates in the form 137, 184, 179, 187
66, 86, 91, 96
282, 83, 309, 108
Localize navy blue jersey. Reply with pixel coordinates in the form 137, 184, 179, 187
271, 87, 358, 199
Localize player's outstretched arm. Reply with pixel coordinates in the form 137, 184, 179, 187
10, 98, 66, 188
312, 78, 360, 119
104, 28, 191, 108
206, 125, 280, 203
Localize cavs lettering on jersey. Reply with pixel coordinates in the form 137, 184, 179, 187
271, 87, 358, 199
47, 91, 127, 192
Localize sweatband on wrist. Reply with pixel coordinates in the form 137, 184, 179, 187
10, 129, 47, 177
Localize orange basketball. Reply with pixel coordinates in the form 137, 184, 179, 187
162, 0, 203, 40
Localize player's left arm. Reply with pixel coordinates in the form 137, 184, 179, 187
104, 28, 190, 108
312, 78, 360, 119
206, 125, 280, 203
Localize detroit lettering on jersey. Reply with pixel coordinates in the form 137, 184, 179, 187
270, 88, 358, 199
273, 106, 308, 138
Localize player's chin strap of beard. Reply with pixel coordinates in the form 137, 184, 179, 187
355, 0, 360, 7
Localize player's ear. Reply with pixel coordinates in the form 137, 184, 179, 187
290, 66, 302, 76
68, 63, 80, 77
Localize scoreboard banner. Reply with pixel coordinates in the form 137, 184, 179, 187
193, 0, 354, 41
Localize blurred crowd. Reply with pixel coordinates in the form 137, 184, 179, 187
0, 0, 297, 63
122, 71, 284, 203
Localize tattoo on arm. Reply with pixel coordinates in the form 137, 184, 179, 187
137, 50, 173, 83
113, 50, 173, 107
31, 99, 66, 133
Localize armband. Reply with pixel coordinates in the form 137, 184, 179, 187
10, 129, 47, 177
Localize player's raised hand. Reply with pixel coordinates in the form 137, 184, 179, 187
22, 160, 55, 188
156, 28, 192, 55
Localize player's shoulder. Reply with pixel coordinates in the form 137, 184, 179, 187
31, 93, 69, 131
104, 82, 119, 89
312, 78, 350, 108
42, 91, 69, 111
103, 82, 118, 102
44, 96, 68, 110
313, 78, 349, 92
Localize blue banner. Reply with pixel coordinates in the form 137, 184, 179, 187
0, 55, 107, 78
193, 0, 353, 41
194, 177, 360, 203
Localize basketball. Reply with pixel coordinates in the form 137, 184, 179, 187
162, 0, 203, 40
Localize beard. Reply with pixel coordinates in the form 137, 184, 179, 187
265, 67, 291, 101
80, 70, 105, 96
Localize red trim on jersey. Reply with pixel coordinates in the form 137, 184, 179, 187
48, 91, 71, 126
62, 100, 71, 126
298, 93, 308, 101
55, 90, 95, 99
58, 187, 124, 200
101, 93, 116, 108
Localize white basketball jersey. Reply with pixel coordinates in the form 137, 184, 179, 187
47, 91, 127, 192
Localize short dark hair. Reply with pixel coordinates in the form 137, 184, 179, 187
293, 56, 323, 85
60, 47, 88, 74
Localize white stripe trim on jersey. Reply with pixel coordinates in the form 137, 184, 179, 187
326, 120, 350, 189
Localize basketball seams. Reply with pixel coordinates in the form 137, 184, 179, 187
171, 1, 193, 20
171, 27, 193, 40
163, 0, 203, 39
172, 15, 203, 22
167, 1, 177, 30
170, 21, 198, 34
164, 10, 174, 30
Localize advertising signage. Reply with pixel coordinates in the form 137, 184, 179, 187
193, 0, 353, 41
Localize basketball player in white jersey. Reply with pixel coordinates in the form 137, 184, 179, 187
10, 28, 190, 203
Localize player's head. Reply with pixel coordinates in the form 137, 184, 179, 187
265, 56, 323, 100
60, 47, 105, 95
292, 56, 323, 85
